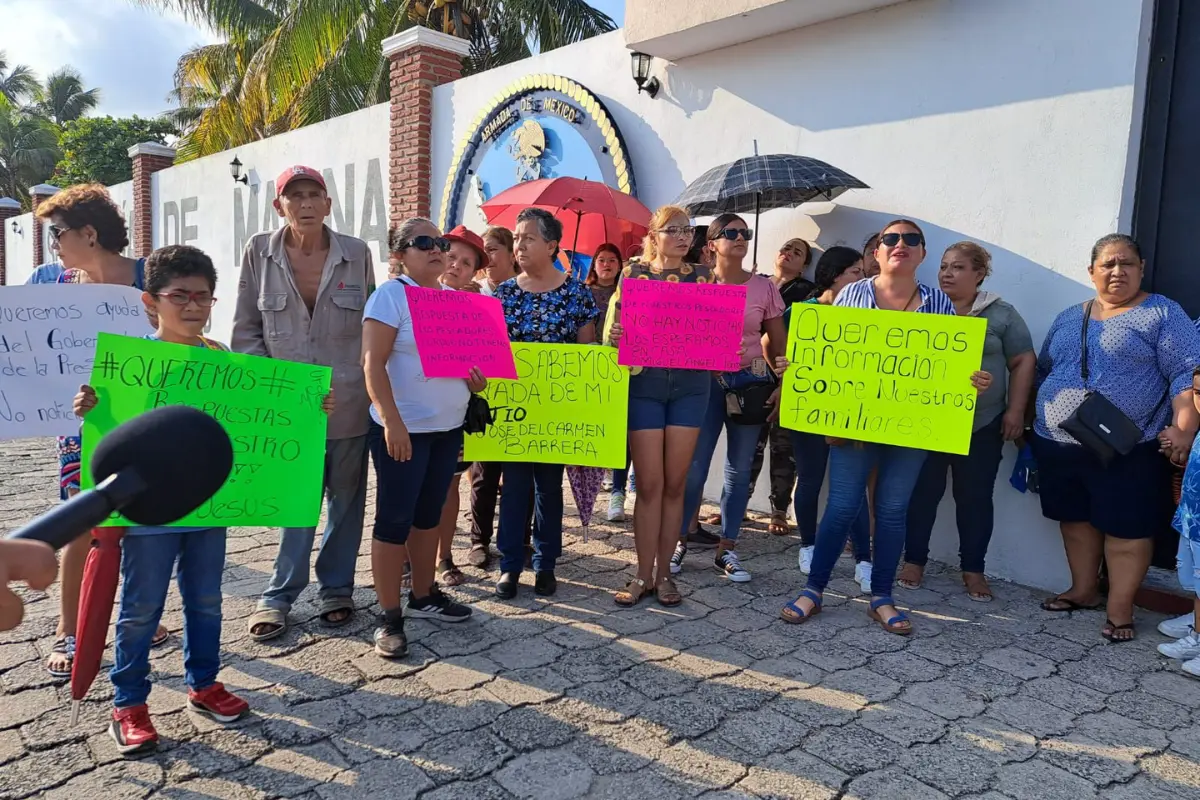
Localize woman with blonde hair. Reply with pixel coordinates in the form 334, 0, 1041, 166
605, 206, 714, 606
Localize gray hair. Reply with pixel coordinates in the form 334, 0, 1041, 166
516, 207, 563, 249
389, 217, 437, 252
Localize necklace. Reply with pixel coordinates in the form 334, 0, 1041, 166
873, 279, 921, 312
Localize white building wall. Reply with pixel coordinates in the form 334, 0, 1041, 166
433, 0, 1150, 590
151, 102, 391, 341
107, 180, 134, 258
5, 213, 36, 285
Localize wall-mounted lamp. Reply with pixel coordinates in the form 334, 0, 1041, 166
630, 52, 660, 98
229, 156, 249, 185
9, 219, 20, 235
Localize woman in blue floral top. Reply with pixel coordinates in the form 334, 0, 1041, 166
1032, 234, 1200, 643
492, 208, 598, 600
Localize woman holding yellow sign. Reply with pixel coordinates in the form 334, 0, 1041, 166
781, 220, 992, 636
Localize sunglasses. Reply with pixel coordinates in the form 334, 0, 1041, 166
880, 232, 923, 247
47, 224, 71, 241
712, 228, 753, 242
158, 291, 217, 307
396, 235, 450, 253
656, 225, 694, 239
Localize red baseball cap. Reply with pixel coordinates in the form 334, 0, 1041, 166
275, 165, 326, 197
444, 225, 489, 269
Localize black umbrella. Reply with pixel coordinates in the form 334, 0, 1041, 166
674, 154, 869, 263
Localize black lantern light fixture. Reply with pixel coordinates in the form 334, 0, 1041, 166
229, 156, 248, 185
630, 52, 660, 98
9, 219, 20, 235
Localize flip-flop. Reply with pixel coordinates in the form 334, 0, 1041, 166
439, 564, 467, 587
780, 589, 823, 624
1102, 619, 1136, 644
1041, 595, 1103, 612
150, 627, 171, 647
247, 608, 287, 642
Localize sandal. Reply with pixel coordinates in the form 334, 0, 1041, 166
248, 608, 287, 642
151, 626, 171, 647
319, 598, 355, 627
466, 544, 490, 569
46, 634, 75, 679
1040, 595, 1102, 612
780, 589, 823, 624
896, 563, 924, 590
703, 513, 722, 526
768, 511, 789, 536
614, 578, 653, 607
655, 578, 682, 608
1102, 619, 1136, 643
439, 561, 467, 587
868, 598, 913, 636
962, 572, 993, 603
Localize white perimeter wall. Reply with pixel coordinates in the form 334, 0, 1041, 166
432, 0, 1152, 590
108, 180, 134, 258
5, 213, 35, 285
151, 103, 391, 340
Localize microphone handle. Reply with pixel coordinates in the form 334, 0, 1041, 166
5, 471, 147, 551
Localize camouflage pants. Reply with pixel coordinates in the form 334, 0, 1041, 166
749, 422, 796, 514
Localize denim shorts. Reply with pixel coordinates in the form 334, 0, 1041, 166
628, 367, 712, 431
368, 421, 464, 544
1177, 535, 1200, 598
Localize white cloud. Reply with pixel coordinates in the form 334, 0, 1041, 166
0, 0, 219, 118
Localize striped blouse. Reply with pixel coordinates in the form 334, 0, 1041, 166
834, 278, 957, 316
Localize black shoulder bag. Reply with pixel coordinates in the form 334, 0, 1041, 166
1059, 300, 1164, 465
464, 394, 491, 434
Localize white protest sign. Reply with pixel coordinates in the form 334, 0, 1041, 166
0, 284, 153, 439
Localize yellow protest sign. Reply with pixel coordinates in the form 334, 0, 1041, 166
464, 343, 629, 468
779, 304, 986, 454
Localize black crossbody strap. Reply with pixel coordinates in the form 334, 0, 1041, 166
1079, 300, 1093, 385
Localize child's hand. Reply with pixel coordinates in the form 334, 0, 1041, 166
609, 322, 624, 346
773, 356, 790, 377
466, 366, 487, 394
321, 388, 336, 416
73, 385, 97, 417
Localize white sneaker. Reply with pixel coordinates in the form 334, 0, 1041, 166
716, 550, 751, 583
1159, 631, 1200, 660
602, 475, 614, 491
607, 491, 626, 522
855, 561, 873, 594
1183, 655, 1200, 679
799, 545, 815, 574
1159, 613, 1195, 640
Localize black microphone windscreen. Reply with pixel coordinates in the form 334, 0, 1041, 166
91, 406, 234, 526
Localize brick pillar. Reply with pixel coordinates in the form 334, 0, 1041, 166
0, 197, 21, 285
382, 27, 470, 226
30, 184, 59, 267
128, 142, 176, 256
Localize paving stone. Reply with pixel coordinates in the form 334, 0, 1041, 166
639, 693, 726, 741
663, 620, 729, 649
1104, 775, 1198, 800
791, 641, 871, 671
314, 755, 434, 800
802, 722, 905, 775
420, 778, 516, 800
553, 647, 636, 684
612, 634, 679, 664
543, 622, 617, 651
40, 760, 165, 800
142, 776, 268, 799
901, 680, 987, 720
1011, 631, 1091, 663
0, 743, 96, 799
898, 740, 998, 796
707, 607, 775, 633
988, 695, 1077, 739
0, 642, 38, 674
994, 758, 1099, 800
716, 708, 811, 758
412, 730, 513, 785
945, 716, 1038, 766
421, 626, 502, 658
0, 687, 57, 730
1169, 724, 1200, 760
588, 770, 691, 800
1106, 689, 1192, 730
549, 681, 649, 726
420, 688, 508, 735
772, 688, 860, 729
1021, 677, 1109, 714
833, 625, 910, 655
417, 655, 501, 693
866, 651, 946, 683
492, 705, 579, 751
738, 747, 848, 799
1057, 660, 1138, 694
941, 662, 1024, 701
0, 730, 24, 767
329, 713, 432, 764
1142, 669, 1200, 707
232, 740, 349, 799
493, 748, 595, 800
1038, 734, 1141, 786
744, 655, 826, 690
1135, 752, 1200, 797
672, 644, 752, 677
341, 675, 434, 719
693, 671, 778, 712
619, 661, 698, 699
979, 645, 1057, 680
18, 700, 110, 752
260, 697, 361, 746
486, 637, 564, 670
567, 730, 655, 775
904, 636, 978, 668
858, 702, 948, 746
818, 667, 902, 705
487, 666, 575, 707
161, 727, 274, 781
1074, 711, 1170, 756
652, 737, 750, 794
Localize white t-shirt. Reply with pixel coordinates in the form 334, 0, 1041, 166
363, 276, 470, 433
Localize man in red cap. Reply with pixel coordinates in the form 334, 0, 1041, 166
233, 165, 375, 642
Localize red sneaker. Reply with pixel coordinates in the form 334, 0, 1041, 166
188, 683, 249, 724
109, 705, 159, 756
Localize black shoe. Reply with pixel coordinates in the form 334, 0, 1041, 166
496, 572, 520, 599
689, 525, 722, 548
467, 543, 491, 569
535, 571, 557, 596
406, 586, 472, 623
373, 610, 408, 659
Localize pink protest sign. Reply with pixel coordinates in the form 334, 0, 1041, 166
618, 280, 747, 371
407, 288, 518, 379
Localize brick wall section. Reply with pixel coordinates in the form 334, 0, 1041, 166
130, 151, 175, 256
0, 203, 21, 285
388, 45, 464, 226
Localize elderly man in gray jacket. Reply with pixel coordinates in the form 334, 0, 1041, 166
234, 165, 375, 641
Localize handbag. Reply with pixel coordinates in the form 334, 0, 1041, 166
464, 393, 491, 434
719, 372, 778, 427
1059, 300, 1164, 465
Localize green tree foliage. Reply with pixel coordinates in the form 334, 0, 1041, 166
53, 116, 177, 187
0, 97, 60, 207
36, 67, 101, 126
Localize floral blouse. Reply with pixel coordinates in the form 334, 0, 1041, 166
495, 276, 599, 344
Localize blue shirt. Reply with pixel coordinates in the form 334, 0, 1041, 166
1175, 443, 1200, 542
1034, 294, 1200, 445
834, 278, 957, 315
494, 276, 599, 344
26, 262, 65, 284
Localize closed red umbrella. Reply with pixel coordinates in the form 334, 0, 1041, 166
480, 177, 652, 260
70, 527, 124, 725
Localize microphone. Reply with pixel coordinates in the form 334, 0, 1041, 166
6, 406, 234, 549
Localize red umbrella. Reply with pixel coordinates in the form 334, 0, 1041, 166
480, 177, 652, 260
70, 527, 124, 725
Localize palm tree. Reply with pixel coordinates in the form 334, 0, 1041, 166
36, 67, 101, 126
136, 0, 616, 159
0, 51, 39, 106
0, 97, 60, 207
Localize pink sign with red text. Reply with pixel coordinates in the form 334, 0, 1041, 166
407, 288, 518, 379
618, 280, 746, 371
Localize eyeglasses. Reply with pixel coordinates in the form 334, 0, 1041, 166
880, 232, 923, 248
712, 228, 753, 242
158, 291, 217, 307
47, 224, 70, 241
656, 226, 694, 239
396, 236, 450, 253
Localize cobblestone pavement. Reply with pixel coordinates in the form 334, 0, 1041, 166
3, 438, 1200, 799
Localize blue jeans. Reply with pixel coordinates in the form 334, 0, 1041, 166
905, 417, 1005, 573
806, 443, 927, 597
790, 430, 870, 560
1177, 536, 1200, 598
112, 528, 226, 708
259, 435, 369, 613
499, 463, 564, 574
681, 372, 769, 542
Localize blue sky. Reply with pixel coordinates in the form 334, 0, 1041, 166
0, 0, 626, 119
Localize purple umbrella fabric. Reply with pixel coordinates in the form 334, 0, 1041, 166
566, 466, 605, 542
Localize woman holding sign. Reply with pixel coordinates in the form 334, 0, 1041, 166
492, 208, 599, 600
362, 219, 487, 659
781, 220, 992, 635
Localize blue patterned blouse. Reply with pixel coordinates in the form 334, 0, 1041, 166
1176, 443, 1200, 542
495, 276, 599, 344
1034, 294, 1200, 445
